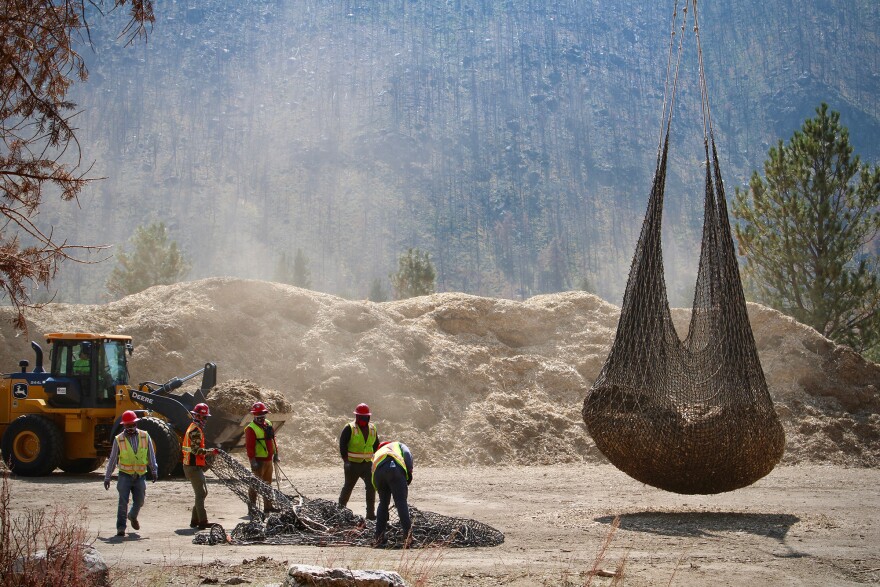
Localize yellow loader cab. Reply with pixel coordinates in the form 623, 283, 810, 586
0, 333, 236, 477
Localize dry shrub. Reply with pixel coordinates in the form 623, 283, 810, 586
0, 472, 104, 587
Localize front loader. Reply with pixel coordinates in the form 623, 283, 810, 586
0, 333, 250, 477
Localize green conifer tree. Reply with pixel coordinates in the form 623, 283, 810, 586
292, 248, 312, 289
390, 248, 436, 300
732, 103, 880, 356
368, 278, 388, 302
274, 251, 294, 284
105, 221, 190, 298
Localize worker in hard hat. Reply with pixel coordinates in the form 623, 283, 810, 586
337, 403, 380, 520
371, 440, 414, 548
245, 401, 279, 513
182, 402, 218, 530
103, 410, 158, 537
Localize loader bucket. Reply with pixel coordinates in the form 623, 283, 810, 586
204, 408, 289, 452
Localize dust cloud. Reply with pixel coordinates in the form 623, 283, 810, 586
1, 277, 877, 468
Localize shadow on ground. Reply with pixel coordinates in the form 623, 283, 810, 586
594, 511, 800, 541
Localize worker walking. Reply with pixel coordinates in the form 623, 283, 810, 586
371, 440, 413, 548
103, 410, 158, 537
245, 401, 279, 512
182, 402, 218, 529
337, 403, 379, 520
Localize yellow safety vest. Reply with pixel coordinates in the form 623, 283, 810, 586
73, 358, 90, 375
182, 422, 206, 466
371, 441, 408, 488
347, 421, 377, 462
247, 419, 273, 458
117, 430, 149, 476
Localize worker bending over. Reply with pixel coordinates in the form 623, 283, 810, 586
371, 440, 413, 548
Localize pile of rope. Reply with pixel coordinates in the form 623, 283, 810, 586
193, 451, 504, 549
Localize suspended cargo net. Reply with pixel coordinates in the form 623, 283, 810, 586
582, 0, 784, 494
194, 451, 504, 549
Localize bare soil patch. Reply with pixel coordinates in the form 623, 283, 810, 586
5, 463, 879, 586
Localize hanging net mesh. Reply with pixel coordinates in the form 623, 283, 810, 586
582, 1, 785, 495
193, 451, 505, 549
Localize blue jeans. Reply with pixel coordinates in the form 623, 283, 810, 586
116, 472, 146, 532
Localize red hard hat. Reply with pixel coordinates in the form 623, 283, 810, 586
120, 410, 139, 425
191, 403, 211, 417
354, 403, 371, 416
377, 441, 391, 449
250, 401, 269, 415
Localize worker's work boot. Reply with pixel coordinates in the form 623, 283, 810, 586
128, 514, 140, 530
366, 511, 376, 521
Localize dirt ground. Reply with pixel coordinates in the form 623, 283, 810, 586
6, 462, 880, 586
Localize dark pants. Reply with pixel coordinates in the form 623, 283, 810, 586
373, 460, 410, 540
338, 460, 375, 517
116, 472, 146, 533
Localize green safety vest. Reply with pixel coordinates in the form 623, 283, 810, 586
117, 430, 149, 476
346, 421, 377, 463
73, 358, 90, 375
247, 419, 273, 458
371, 442, 408, 488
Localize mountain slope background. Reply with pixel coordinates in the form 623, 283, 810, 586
40, 0, 880, 305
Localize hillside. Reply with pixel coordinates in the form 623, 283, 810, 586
38, 1, 879, 306
2, 278, 877, 468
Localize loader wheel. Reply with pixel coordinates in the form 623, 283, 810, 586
1, 415, 64, 476
138, 417, 181, 478
60, 457, 106, 475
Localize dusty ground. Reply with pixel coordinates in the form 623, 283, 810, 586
6, 462, 880, 586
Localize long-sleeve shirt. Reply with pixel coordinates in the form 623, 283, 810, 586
104, 432, 159, 482
245, 420, 277, 461
375, 442, 414, 482
338, 423, 380, 461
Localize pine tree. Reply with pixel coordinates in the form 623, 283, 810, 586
390, 248, 436, 300
292, 248, 312, 289
732, 103, 880, 356
274, 251, 294, 284
368, 278, 388, 302
105, 221, 190, 298
0, 1, 153, 329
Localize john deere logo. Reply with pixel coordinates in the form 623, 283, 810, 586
12, 383, 28, 399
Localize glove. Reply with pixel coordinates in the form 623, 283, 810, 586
407, 474, 412, 486
212, 448, 220, 456
151, 473, 157, 483
250, 459, 259, 471
103, 480, 110, 491
273, 453, 279, 463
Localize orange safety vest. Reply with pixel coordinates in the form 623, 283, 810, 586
182, 422, 206, 466
117, 430, 149, 476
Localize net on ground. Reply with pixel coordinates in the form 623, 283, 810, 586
193, 450, 504, 549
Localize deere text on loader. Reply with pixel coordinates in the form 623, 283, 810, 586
0, 333, 246, 477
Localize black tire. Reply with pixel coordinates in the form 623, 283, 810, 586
1, 415, 64, 476
137, 417, 181, 478
59, 457, 106, 475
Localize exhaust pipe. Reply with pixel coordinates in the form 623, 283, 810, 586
30, 341, 45, 373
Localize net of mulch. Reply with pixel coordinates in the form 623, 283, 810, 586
584, 384, 785, 494
204, 379, 293, 417
193, 450, 505, 549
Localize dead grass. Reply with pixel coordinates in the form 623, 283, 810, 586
0, 471, 103, 587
